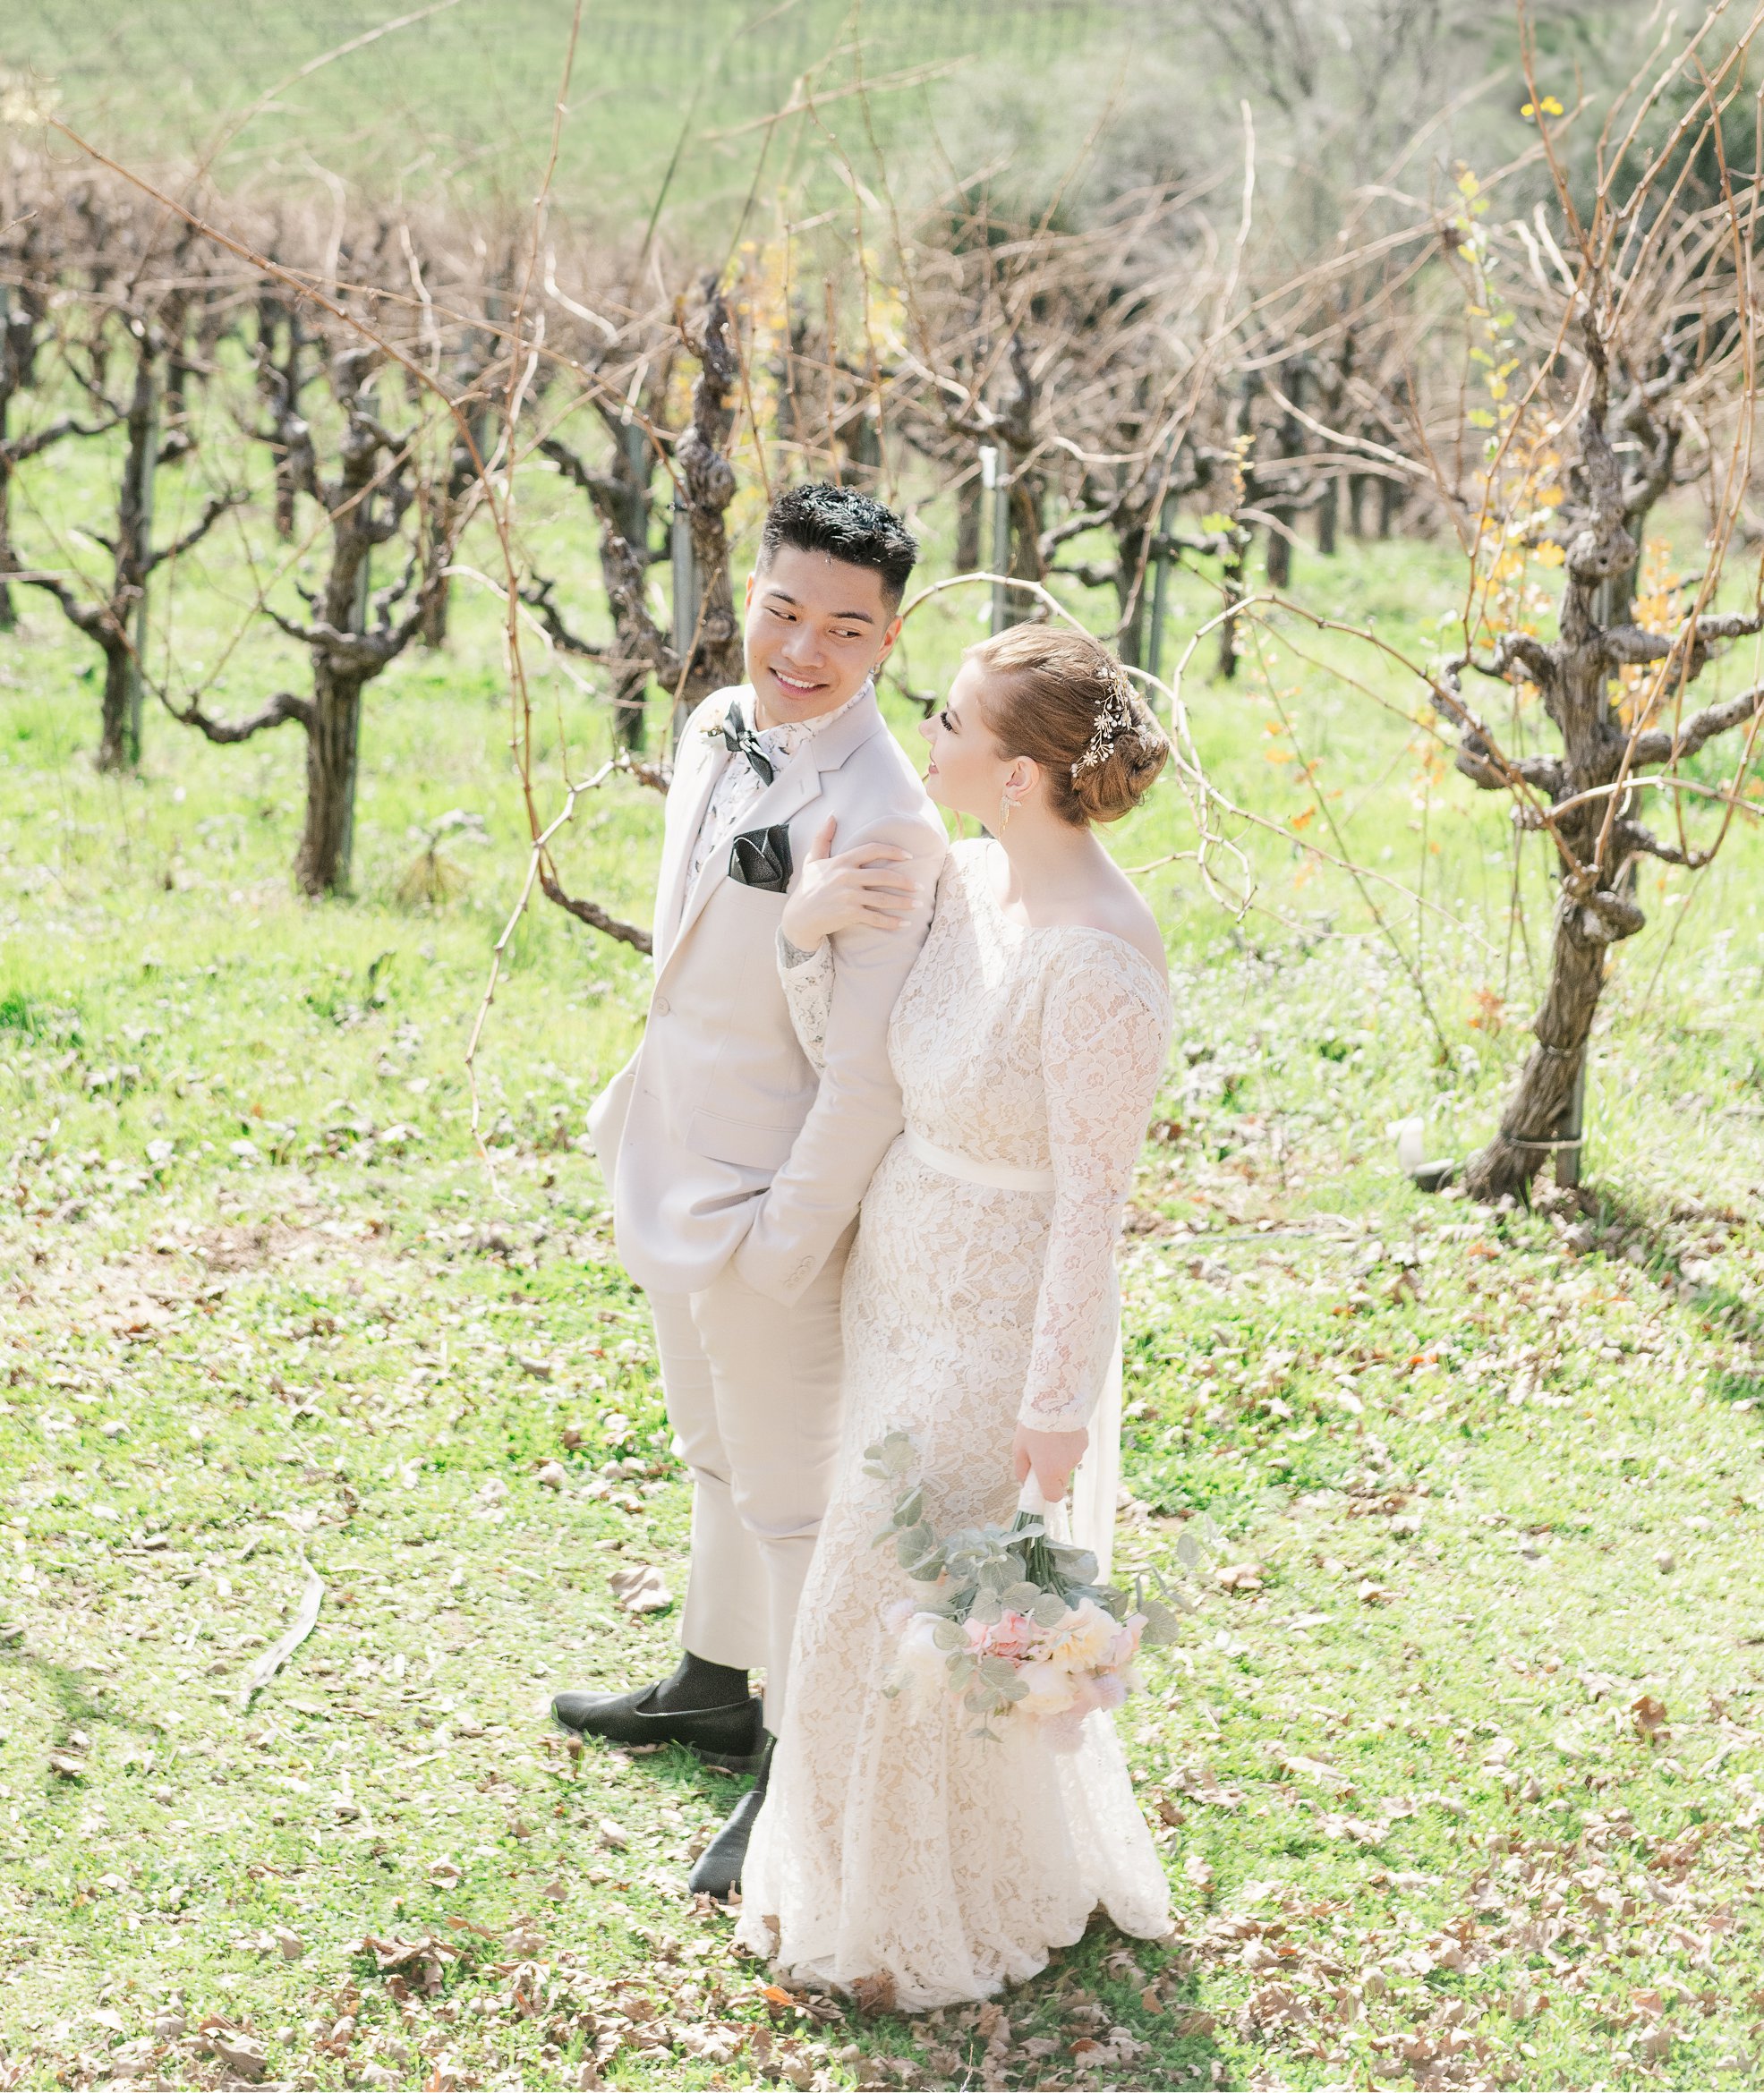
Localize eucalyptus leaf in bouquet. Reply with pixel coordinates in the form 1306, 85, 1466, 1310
870, 1435, 1233, 1740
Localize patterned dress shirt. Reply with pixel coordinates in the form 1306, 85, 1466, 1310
685, 680, 872, 892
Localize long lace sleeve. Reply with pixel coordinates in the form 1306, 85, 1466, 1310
1018, 942, 1172, 1434
777, 928, 834, 1075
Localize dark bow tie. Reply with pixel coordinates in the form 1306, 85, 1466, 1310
723, 711, 775, 787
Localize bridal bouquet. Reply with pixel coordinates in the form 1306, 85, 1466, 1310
864, 1431, 1183, 1748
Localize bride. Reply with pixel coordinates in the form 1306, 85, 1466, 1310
733, 624, 1175, 2008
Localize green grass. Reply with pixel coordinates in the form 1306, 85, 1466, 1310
4, 408, 1764, 2088
2, 0, 1118, 232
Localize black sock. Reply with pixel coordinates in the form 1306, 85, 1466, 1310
752, 1733, 775, 1798
652, 1650, 750, 1714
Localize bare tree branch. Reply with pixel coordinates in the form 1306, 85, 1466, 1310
536, 865, 652, 955
519, 573, 609, 659
7, 568, 110, 638
4, 410, 122, 464
170, 689, 315, 744
1630, 681, 1764, 769
145, 489, 242, 574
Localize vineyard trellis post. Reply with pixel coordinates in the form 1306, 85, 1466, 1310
980, 443, 1009, 634
1146, 483, 1178, 686
618, 412, 650, 550
122, 346, 158, 768
0, 283, 15, 632
1555, 1058, 1587, 1192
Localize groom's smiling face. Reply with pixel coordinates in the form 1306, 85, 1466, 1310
744, 548, 901, 729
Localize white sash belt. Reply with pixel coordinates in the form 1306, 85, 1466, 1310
903, 1126, 1054, 1194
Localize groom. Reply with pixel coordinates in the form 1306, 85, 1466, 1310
554, 484, 946, 1896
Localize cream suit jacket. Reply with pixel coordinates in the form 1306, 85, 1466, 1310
589, 683, 947, 1306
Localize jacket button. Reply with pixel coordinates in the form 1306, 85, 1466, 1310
653, 996, 670, 1016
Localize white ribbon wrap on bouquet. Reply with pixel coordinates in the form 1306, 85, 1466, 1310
897, 1128, 1123, 1585
1014, 1470, 1069, 1538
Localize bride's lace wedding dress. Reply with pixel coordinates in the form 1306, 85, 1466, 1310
733, 839, 1173, 2009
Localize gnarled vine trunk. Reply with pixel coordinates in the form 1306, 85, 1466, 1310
670, 278, 743, 744
294, 663, 367, 896
1439, 334, 1762, 1204
174, 342, 452, 898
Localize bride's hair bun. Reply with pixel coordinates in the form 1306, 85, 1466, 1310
969, 626, 1170, 826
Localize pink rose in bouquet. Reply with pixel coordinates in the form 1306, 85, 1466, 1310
865, 1428, 1187, 1745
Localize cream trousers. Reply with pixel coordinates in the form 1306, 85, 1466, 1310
646, 1228, 850, 1732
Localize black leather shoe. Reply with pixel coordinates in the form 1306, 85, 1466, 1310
688, 1782, 766, 1902
550, 1682, 765, 1773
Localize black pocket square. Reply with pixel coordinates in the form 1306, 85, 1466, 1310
729, 823, 792, 893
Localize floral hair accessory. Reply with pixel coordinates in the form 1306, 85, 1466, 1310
1070, 655, 1148, 778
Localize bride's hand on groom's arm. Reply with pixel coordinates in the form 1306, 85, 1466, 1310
1012, 1423, 1088, 1502
781, 817, 922, 950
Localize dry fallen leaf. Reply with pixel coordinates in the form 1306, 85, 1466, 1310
850, 1971, 898, 2014
273, 1925, 305, 1960
535, 1459, 568, 1491
1319, 1812, 1385, 1846
1283, 1753, 1353, 1795
1172, 1763, 1243, 1809
352, 1932, 460, 1991
598, 1818, 629, 1851
1215, 1561, 1265, 1592
608, 1563, 672, 1614
201, 2023, 268, 2083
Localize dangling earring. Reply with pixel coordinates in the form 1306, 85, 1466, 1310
997, 788, 1015, 833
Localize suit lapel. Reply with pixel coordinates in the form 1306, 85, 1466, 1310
791, 682, 886, 777
667, 743, 820, 959
654, 724, 729, 966
659, 685, 889, 983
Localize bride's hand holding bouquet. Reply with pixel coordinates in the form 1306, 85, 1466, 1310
864, 1431, 1184, 1750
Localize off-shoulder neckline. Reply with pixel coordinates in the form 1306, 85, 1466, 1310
959, 839, 1169, 997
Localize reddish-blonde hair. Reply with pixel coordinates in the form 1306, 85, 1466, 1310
968, 625, 1169, 825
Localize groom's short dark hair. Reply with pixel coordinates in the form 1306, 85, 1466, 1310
758, 482, 917, 609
